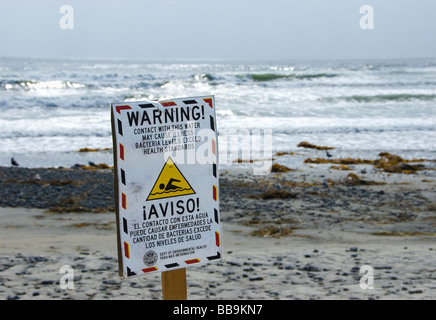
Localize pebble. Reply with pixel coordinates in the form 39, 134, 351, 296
249, 277, 264, 281
374, 266, 392, 270
1, 167, 436, 300
408, 290, 423, 294
302, 264, 320, 272
27, 256, 48, 263
350, 266, 360, 273
0, 167, 114, 210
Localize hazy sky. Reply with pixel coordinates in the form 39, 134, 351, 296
0, 0, 435, 60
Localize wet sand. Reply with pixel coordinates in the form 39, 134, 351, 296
1, 160, 435, 300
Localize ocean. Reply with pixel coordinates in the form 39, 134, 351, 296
1, 57, 435, 169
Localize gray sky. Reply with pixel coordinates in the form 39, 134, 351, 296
0, 0, 435, 60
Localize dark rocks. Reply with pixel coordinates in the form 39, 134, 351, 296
302, 264, 320, 272
1, 166, 436, 300
0, 166, 114, 212
374, 265, 392, 270
249, 276, 264, 281
408, 290, 423, 294
350, 266, 360, 273
102, 279, 120, 285
26, 256, 48, 263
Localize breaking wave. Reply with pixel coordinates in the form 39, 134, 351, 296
0, 79, 87, 91
324, 94, 436, 103
237, 73, 338, 82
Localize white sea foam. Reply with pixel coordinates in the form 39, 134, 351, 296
0, 57, 435, 168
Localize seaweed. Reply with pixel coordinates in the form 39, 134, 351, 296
250, 225, 295, 238
73, 163, 113, 171
330, 165, 352, 170
46, 192, 114, 213
373, 152, 425, 174
271, 163, 293, 173
69, 221, 115, 230
343, 173, 386, 186
241, 218, 300, 226
305, 152, 432, 174
274, 151, 295, 156
297, 141, 335, 150
77, 148, 112, 152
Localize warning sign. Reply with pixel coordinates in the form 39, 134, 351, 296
111, 96, 221, 278
147, 157, 195, 200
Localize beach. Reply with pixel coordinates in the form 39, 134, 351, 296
1, 4, 435, 303
1, 156, 435, 300
2, 57, 436, 169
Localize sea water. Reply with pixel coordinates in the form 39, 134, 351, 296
0, 57, 435, 169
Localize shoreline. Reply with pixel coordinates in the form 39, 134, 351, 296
1, 158, 436, 300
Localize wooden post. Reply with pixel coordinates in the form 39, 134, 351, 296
161, 268, 187, 300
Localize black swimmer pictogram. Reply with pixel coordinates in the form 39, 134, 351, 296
147, 157, 195, 200
159, 178, 182, 191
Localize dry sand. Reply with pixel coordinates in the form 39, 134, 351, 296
1, 163, 435, 300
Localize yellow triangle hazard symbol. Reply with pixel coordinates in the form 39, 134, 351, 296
147, 157, 195, 201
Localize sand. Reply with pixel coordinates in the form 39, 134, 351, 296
1, 162, 435, 300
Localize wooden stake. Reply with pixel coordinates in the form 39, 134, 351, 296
161, 268, 187, 300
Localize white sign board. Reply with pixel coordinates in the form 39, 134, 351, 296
111, 96, 222, 278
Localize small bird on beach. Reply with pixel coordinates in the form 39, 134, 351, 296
11, 158, 19, 167
325, 150, 332, 158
